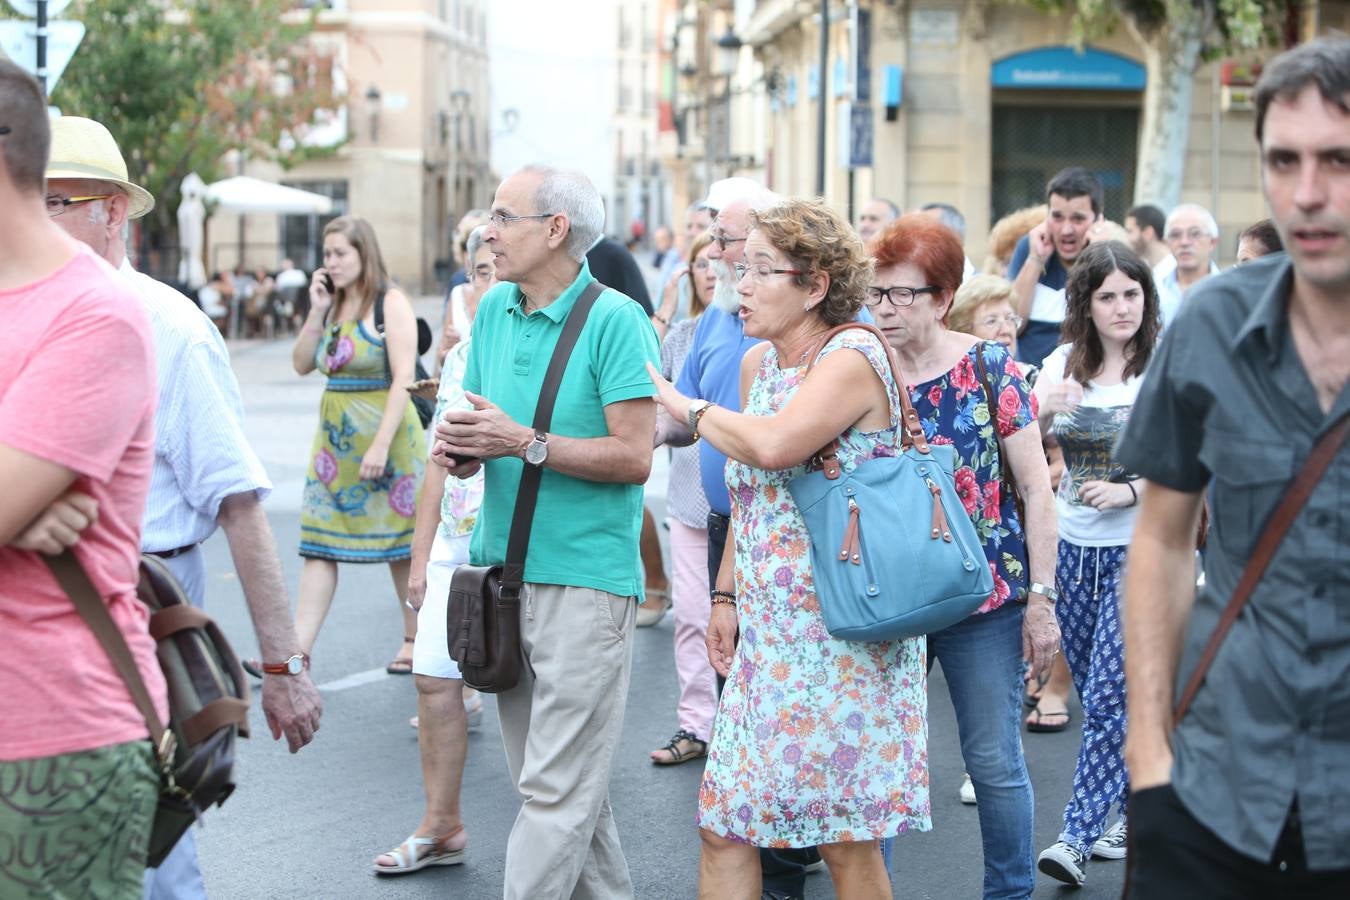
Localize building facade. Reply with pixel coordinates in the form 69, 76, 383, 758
661, 0, 1348, 266
209, 0, 492, 293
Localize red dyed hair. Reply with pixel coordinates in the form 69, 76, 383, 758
870, 213, 966, 297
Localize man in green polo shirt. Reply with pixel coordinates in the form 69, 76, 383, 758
433, 164, 658, 899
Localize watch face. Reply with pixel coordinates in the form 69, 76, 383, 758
286, 655, 305, 675
525, 439, 547, 465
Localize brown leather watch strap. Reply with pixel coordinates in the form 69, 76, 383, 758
260, 653, 309, 675
1173, 413, 1349, 727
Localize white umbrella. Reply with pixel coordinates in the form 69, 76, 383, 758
204, 175, 334, 214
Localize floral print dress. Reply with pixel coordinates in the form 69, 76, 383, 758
299, 318, 425, 562
907, 341, 1037, 613
697, 330, 931, 848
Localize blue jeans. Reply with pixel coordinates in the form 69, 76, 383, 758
929, 601, 1035, 900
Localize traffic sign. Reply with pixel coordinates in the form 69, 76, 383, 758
6, 1, 76, 17
0, 19, 85, 94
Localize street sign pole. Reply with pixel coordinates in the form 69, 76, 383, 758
36, 0, 47, 96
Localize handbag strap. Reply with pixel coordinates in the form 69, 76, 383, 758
498, 280, 607, 599
43, 552, 171, 761
1172, 413, 1349, 726
972, 347, 1023, 519
802, 323, 929, 477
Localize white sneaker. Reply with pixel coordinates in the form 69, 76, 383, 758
1091, 819, 1127, 860
1038, 841, 1087, 886
959, 773, 976, 805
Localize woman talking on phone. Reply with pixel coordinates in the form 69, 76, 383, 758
280, 215, 426, 676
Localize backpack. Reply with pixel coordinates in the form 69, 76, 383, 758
46, 552, 250, 868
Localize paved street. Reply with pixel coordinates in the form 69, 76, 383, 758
195, 306, 1125, 899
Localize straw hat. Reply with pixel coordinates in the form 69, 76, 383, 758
45, 116, 155, 220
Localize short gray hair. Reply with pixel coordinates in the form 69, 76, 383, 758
519, 165, 604, 262
464, 225, 487, 262
921, 202, 967, 241
1165, 203, 1219, 239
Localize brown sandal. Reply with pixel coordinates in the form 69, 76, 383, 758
651, 729, 707, 765
386, 636, 415, 675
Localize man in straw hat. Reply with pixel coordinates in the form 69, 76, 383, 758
0, 58, 166, 897
36, 115, 324, 898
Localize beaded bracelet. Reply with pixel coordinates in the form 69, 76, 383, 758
710, 590, 736, 606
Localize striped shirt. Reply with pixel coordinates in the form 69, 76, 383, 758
119, 261, 271, 552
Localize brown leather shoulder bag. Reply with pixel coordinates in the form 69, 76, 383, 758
447, 280, 606, 692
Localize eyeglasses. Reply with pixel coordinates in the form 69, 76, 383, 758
711, 231, 747, 252
45, 194, 112, 217
864, 285, 940, 309
692, 260, 712, 271
734, 262, 803, 283
0, 126, 11, 136
488, 211, 555, 228
472, 265, 494, 282
325, 322, 342, 357
976, 313, 1024, 331
1166, 226, 1210, 242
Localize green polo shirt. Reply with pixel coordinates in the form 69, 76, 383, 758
462, 260, 659, 598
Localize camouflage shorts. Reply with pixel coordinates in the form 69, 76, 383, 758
0, 741, 158, 899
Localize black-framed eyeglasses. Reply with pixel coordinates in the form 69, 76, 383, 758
325, 322, 342, 356
864, 285, 941, 309
733, 262, 804, 283
45, 194, 112, 217
711, 232, 747, 252
0, 126, 11, 136
488, 211, 556, 228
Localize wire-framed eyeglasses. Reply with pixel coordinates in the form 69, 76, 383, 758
488, 211, 555, 228
711, 232, 747, 252
45, 194, 112, 217
864, 285, 941, 309
734, 262, 804, 283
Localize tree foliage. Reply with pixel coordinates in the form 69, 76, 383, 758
51, 0, 340, 248
1013, 0, 1281, 54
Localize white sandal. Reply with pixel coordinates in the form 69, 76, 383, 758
373, 826, 467, 875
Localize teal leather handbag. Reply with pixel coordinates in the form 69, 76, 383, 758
787, 324, 994, 641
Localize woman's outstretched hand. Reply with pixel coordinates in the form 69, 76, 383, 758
646, 361, 692, 427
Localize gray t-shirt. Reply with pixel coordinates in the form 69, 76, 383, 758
1115, 252, 1350, 870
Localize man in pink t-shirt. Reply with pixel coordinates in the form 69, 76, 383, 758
0, 60, 167, 896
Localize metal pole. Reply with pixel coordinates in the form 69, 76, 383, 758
815, 0, 829, 197
36, 0, 49, 98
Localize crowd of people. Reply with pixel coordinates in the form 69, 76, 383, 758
1, 33, 1347, 900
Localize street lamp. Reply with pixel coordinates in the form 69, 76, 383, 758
714, 26, 741, 77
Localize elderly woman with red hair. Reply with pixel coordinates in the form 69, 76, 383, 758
868, 215, 1060, 898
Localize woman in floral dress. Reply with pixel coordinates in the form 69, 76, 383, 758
288, 215, 425, 674
649, 199, 928, 899
868, 215, 1060, 899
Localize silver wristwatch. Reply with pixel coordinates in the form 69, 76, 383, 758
523, 431, 549, 466
1028, 581, 1059, 603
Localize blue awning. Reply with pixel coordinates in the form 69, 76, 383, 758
992, 46, 1145, 91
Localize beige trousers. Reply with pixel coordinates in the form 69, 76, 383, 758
498, 582, 636, 900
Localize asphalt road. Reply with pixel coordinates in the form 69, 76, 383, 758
193, 321, 1125, 899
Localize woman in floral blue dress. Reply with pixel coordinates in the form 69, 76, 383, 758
868, 215, 1060, 899
649, 199, 928, 899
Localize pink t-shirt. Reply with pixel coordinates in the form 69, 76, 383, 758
0, 247, 168, 761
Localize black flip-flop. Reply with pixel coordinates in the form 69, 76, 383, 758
1026, 705, 1072, 733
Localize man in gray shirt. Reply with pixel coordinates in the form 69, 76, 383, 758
1114, 36, 1350, 897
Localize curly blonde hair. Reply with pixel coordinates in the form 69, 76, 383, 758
750, 199, 872, 326
982, 204, 1046, 274
949, 274, 1018, 334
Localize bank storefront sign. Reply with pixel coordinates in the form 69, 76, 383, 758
992, 46, 1145, 91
